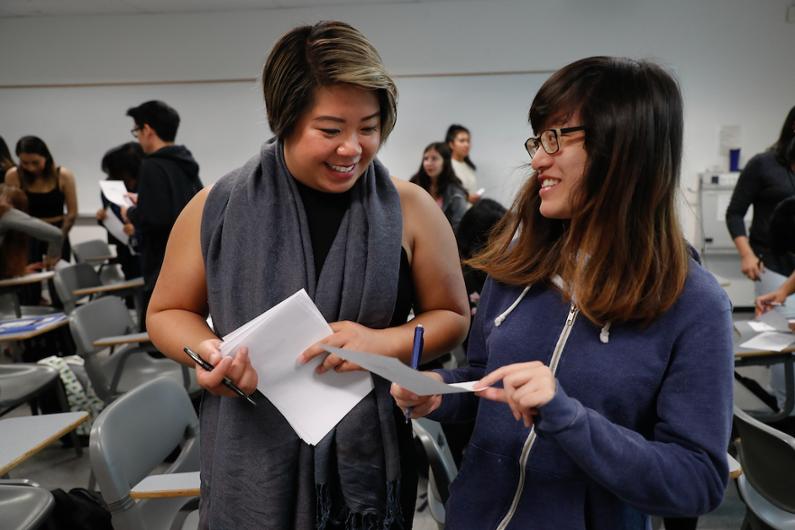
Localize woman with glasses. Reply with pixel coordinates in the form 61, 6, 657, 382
392, 56, 733, 529
146, 21, 469, 529
409, 141, 469, 231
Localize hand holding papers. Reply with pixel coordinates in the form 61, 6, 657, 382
99, 180, 134, 208
219, 290, 372, 446
324, 345, 480, 395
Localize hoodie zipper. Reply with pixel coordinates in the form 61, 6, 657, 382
494, 303, 579, 530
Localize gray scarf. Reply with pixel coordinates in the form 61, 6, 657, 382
199, 140, 405, 529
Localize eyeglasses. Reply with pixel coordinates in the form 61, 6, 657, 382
524, 126, 586, 158
130, 127, 142, 138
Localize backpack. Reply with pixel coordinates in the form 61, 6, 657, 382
48, 487, 113, 529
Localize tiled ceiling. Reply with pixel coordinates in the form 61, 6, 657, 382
0, 0, 452, 17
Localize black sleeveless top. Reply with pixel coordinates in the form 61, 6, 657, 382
295, 180, 414, 325
23, 168, 65, 220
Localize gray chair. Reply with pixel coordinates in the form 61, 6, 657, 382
71, 239, 125, 284
53, 263, 141, 315
0, 480, 54, 530
734, 406, 795, 529
0, 364, 82, 456
89, 376, 199, 530
68, 296, 196, 404
412, 418, 458, 529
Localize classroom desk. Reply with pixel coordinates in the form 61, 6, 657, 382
0, 412, 88, 476
83, 255, 116, 265
72, 277, 144, 297
0, 271, 55, 318
130, 471, 200, 499
734, 321, 795, 423
0, 315, 68, 344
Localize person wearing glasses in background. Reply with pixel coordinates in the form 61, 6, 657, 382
122, 100, 202, 329
392, 57, 733, 529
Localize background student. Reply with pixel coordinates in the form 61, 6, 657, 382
122, 100, 202, 328
726, 105, 795, 298
146, 21, 469, 529
0, 136, 14, 182
409, 141, 469, 231
4, 135, 77, 263
445, 123, 481, 203
393, 56, 733, 529
96, 142, 143, 280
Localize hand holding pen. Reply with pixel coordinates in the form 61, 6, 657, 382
185, 342, 258, 406
405, 324, 425, 423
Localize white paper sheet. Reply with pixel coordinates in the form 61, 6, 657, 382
99, 180, 133, 208
219, 289, 373, 446
748, 321, 776, 333
324, 346, 479, 396
740, 332, 795, 352
101, 208, 130, 246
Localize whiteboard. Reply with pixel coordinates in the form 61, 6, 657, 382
1, 71, 548, 214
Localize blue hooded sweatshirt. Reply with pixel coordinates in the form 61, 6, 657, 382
430, 257, 733, 529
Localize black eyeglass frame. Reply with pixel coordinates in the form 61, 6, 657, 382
524, 126, 586, 158
130, 126, 143, 138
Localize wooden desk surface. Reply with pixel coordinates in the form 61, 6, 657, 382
0, 317, 68, 343
0, 412, 89, 475
0, 271, 55, 289
130, 471, 200, 499
93, 332, 150, 348
73, 277, 144, 296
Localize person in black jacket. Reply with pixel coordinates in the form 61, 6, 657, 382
122, 100, 203, 329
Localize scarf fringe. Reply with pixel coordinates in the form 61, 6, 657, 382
315, 480, 403, 530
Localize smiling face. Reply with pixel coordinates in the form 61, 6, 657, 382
422, 147, 444, 180
18, 153, 47, 177
531, 115, 588, 220
283, 84, 381, 194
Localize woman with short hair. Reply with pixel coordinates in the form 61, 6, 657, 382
147, 21, 469, 529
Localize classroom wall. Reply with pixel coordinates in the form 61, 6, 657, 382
1, 0, 793, 247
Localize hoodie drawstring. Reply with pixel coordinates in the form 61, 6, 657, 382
494, 286, 531, 327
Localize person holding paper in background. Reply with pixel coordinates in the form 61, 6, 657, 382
392, 57, 734, 529
409, 141, 469, 231
96, 142, 142, 280
147, 21, 469, 529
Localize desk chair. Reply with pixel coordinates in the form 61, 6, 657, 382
734, 406, 795, 529
0, 364, 82, 456
0, 479, 55, 530
89, 376, 199, 530
69, 296, 196, 404
72, 239, 124, 284
53, 263, 141, 315
412, 418, 458, 529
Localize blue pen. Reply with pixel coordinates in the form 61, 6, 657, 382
405, 324, 425, 423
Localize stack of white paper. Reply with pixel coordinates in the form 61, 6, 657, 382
99, 180, 134, 207
219, 289, 373, 445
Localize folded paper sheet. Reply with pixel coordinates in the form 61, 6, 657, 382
324, 346, 479, 395
219, 289, 373, 445
740, 331, 795, 352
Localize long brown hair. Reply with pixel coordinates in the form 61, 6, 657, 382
470, 57, 688, 325
15, 136, 57, 188
0, 184, 31, 279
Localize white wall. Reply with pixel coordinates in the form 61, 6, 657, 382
1, 0, 794, 246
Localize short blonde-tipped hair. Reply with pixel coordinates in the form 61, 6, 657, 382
262, 21, 398, 143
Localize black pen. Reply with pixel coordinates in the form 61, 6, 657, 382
183, 346, 257, 406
